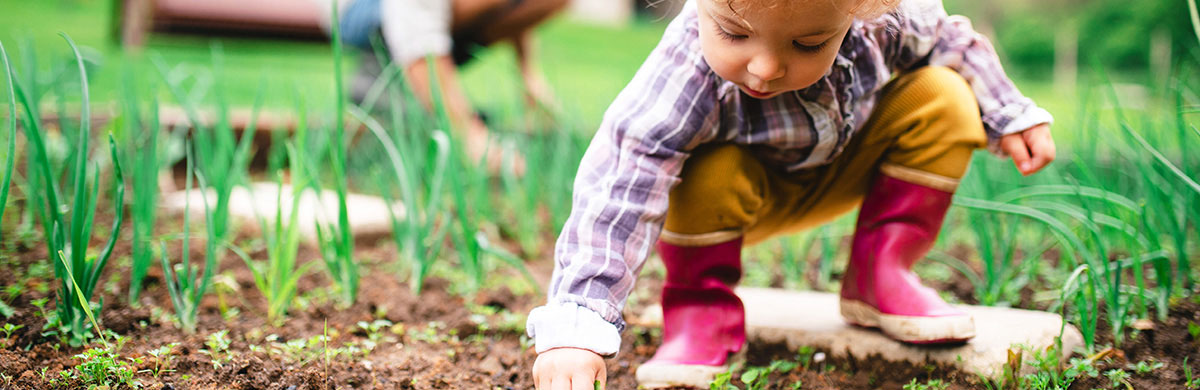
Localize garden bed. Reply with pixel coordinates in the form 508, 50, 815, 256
0, 211, 1197, 389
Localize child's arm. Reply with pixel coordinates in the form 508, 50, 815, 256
869, 0, 1055, 174
526, 5, 719, 386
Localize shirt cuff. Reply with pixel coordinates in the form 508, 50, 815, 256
526, 302, 622, 357
986, 105, 1054, 155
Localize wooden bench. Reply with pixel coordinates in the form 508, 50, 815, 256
117, 0, 329, 46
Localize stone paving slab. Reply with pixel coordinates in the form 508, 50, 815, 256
632, 287, 1083, 379
161, 182, 403, 243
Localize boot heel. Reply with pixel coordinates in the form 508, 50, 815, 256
839, 299, 881, 328
636, 345, 746, 389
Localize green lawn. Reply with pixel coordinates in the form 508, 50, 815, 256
0, 0, 666, 127
0, 0, 1151, 147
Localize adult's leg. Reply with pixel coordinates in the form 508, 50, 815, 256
450, 0, 568, 109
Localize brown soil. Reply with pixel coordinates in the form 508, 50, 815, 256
1, 209, 1197, 390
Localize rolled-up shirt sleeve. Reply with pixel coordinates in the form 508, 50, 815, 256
869, 0, 1053, 152
525, 6, 720, 356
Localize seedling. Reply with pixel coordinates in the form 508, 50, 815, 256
16, 34, 126, 347
902, 379, 948, 390
0, 322, 20, 338
1128, 359, 1164, 375
1104, 368, 1132, 390
200, 330, 233, 368
73, 346, 139, 389
159, 145, 220, 334
144, 342, 179, 378
1184, 357, 1200, 389
0, 42, 17, 241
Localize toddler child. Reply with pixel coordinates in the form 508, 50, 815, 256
526, 0, 1056, 388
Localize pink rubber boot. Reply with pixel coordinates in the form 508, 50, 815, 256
636, 238, 746, 389
839, 174, 976, 344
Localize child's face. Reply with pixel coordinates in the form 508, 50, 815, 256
697, 0, 856, 99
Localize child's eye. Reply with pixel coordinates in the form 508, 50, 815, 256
793, 41, 828, 53
713, 24, 747, 41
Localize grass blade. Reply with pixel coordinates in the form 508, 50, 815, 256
0, 41, 16, 238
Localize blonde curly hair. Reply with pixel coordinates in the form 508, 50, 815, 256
716, 0, 901, 22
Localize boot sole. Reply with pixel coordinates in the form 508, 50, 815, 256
840, 299, 976, 344
635, 348, 746, 389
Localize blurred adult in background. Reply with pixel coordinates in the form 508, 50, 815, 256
322, 0, 568, 173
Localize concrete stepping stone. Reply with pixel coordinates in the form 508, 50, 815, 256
631, 287, 1083, 379
161, 182, 404, 243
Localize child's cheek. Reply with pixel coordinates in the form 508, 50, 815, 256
698, 35, 741, 84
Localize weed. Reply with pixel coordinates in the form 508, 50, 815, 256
356, 319, 399, 355
710, 371, 737, 390
200, 330, 233, 368
0, 322, 21, 339
72, 346, 139, 389
1104, 368, 1132, 389
1128, 359, 1164, 375
795, 346, 817, 369
902, 379, 949, 390
1185, 357, 1200, 389
144, 342, 179, 378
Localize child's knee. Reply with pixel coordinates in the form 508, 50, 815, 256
665, 145, 765, 235
896, 66, 987, 145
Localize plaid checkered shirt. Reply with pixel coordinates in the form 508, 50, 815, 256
525, 0, 1053, 356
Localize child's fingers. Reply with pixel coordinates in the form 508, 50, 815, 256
1025, 129, 1056, 175
1001, 133, 1033, 175
571, 376, 594, 390
552, 375, 572, 390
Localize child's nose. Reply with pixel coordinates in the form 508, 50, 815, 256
747, 53, 785, 82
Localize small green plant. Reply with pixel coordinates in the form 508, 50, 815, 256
237, 140, 315, 325
1103, 368, 1132, 389
1184, 357, 1200, 389
123, 69, 163, 305
18, 34, 126, 347
0, 41, 17, 242
1128, 359, 1164, 375
143, 342, 179, 378
709, 371, 738, 390
314, 2, 359, 308
0, 322, 21, 339
200, 330, 233, 368
159, 145, 221, 334
1188, 322, 1200, 341
73, 346, 139, 389
903, 378, 949, 390
740, 366, 770, 390
796, 346, 817, 369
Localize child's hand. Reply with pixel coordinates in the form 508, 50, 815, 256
532, 347, 606, 390
1000, 123, 1055, 176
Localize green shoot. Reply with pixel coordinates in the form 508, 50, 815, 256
17, 34, 127, 346
313, 0, 359, 307
159, 144, 221, 334
0, 41, 16, 240
238, 140, 315, 325
124, 67, 162, 304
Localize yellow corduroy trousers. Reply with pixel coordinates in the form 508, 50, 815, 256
661, 66, 988, 247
